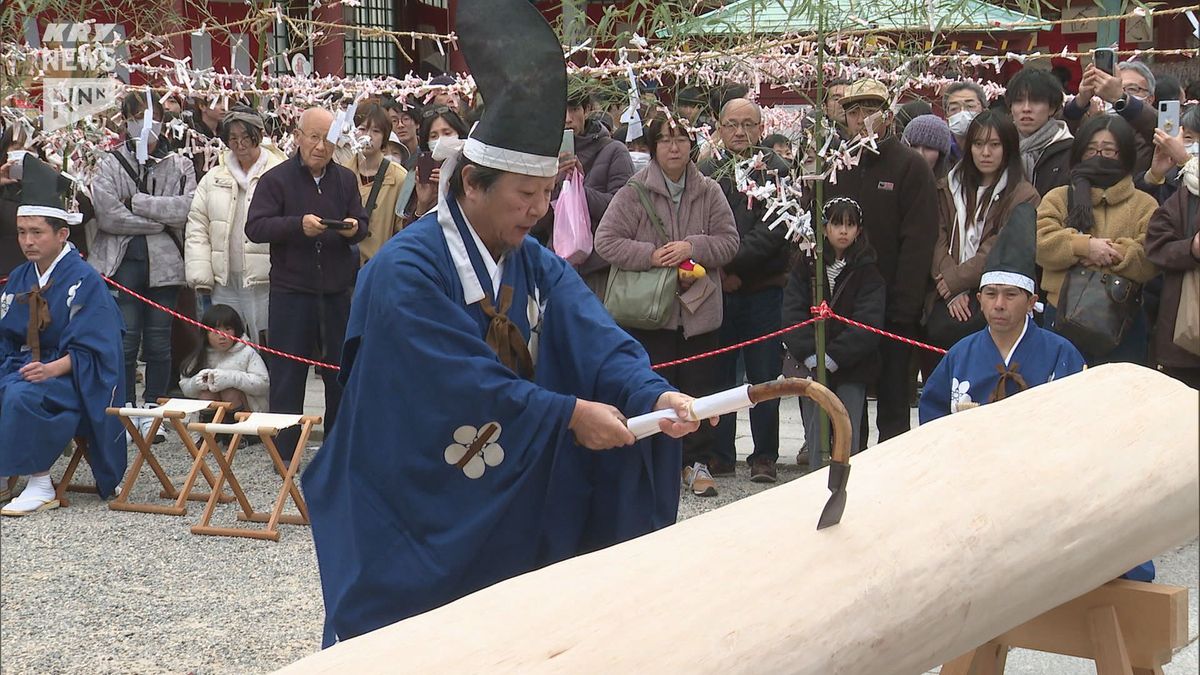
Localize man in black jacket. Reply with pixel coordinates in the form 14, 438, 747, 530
700, 98, 792, 482
824, 79, 939, 443
246, 106, 369, 456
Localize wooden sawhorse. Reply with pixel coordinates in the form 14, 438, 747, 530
940, 579, 1188, 675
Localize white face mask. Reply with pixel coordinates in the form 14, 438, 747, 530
947, 110, 977, 136
1187, 142, 1200, 158
126, 119, 162, 143
629, 150, 650, 171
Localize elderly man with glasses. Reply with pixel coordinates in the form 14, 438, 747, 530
245, 106, 369, 459
1062, 59, 1160, 181
698, 98, 793, 482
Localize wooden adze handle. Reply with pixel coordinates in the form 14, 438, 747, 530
748, 378, 852, 465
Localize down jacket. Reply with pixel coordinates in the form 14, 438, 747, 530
185, 145, 286, 290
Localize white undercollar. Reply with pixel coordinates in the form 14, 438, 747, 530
37, 243, 73, 288
989, 315, 1030, 367
437, 195, 504, 304
462, 210, 504, 298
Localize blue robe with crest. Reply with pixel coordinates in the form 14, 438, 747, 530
0, 246, 126, 496
303, 195, 680, 646
919, 316, 1085, 424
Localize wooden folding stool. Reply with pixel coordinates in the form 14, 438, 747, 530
106, 398, 236, 516
188, 412, 321, 542
54, 436, 99, 507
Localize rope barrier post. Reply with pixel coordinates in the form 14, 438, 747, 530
813, 1, 832, 466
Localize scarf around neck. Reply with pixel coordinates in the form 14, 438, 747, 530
1066, 157, 1128, 234
1019, 119, 1069, 178
949, 166, 1008, 263
1183, 157, 1199, 198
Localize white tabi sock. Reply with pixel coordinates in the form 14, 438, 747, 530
2, 475, 58, 514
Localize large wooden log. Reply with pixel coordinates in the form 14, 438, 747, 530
281, 364, 1199, 675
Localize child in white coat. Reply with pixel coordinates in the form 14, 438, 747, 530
180, 304, 269, 413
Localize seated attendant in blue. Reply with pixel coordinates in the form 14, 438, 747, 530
0, 155, 126, 515
920, 203, 1086, 422
302, 0, 706, 647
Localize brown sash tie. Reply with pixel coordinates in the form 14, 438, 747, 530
988, 361, 1029, 404
18, 281, 53, 363
479, 284, 534, 380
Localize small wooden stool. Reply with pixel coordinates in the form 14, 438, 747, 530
106, 398, 236, 516
188, 412, 321, 542
940, 579, 1188, 675
54, 436, 99, 507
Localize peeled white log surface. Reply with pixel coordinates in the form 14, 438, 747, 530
281, 364, 1200, 675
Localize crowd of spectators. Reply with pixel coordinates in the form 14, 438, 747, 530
3, 61, 1198, 504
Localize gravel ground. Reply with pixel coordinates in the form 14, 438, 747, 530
1, 434, 1194, 674
0, 437, 804, 675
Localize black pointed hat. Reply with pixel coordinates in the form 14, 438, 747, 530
16, 153, 82, 225
980, 202, 1036, 294
456, 0, 566, 177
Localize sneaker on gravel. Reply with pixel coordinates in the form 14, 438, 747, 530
681, 462, 718, 497
749, 458, 777, 483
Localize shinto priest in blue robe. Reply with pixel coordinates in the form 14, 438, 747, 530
302, 191, 682, 644
0, 243, 127, 495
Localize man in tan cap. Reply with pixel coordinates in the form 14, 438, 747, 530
823, 78, 939, 446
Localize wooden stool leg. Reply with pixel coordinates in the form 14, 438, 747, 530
1089, 605, 1135, 675
191, 432, 278, 541
255, 434, 309, 532
54, 443, 85, 507
940, 642, 1007, 675
109, 417, 184, 515
169, 417, 234, 506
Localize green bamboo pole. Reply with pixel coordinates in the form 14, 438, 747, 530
253, 1, 269, 109
813, 0, 830, 462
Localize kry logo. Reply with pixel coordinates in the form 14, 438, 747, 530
43, 23, 119, 45
37, 21, 121, 132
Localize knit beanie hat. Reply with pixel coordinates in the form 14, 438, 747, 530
902, 114, 952, 157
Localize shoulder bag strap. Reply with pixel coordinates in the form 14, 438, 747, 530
628, 180, 670, 245
363, 158, 390, 215
109, 149, 147, 193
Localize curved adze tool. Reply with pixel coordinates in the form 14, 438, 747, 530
748, 379, 852, 529
626, 377, 853, 529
